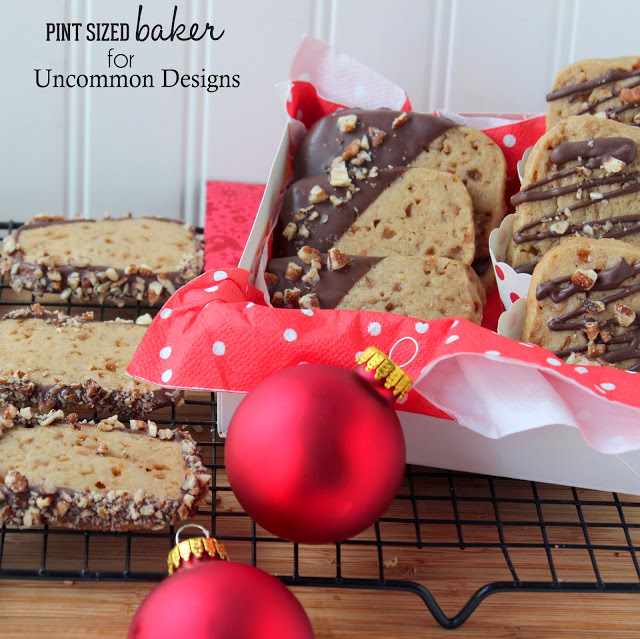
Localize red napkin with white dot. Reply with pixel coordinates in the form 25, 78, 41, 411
127, 36, 640, 455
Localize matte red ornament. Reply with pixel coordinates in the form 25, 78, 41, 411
225, 346, 412, 544
128, 526, 314, 639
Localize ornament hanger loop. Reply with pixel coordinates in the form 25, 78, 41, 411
175, 523, 210, 545
388, 336, 419, 368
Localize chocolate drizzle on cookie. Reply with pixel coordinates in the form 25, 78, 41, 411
536, 258, 640, 370
546, 66, 640, 124
510, 137, 640, 271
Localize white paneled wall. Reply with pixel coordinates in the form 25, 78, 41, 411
2, 0, 640, 225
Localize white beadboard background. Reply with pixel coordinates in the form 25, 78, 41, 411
1, 0, 639, 226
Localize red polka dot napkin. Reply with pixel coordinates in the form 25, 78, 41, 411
128, 36, 640, 455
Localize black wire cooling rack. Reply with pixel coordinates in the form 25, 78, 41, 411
1, 220, 640, 629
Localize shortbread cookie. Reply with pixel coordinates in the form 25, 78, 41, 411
272, 168, 475, 265
507, 115, 640, 273
0, 305, 182, 416
546, 56, 640, 129
1, 215, 204, 306
293, 108, 507, 259
265, 248, 485, 324
0, 406, 211, 531
522, 237, 640, 370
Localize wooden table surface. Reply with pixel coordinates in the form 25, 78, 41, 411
2, 576, 640, 637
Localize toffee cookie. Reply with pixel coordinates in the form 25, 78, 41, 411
546, 56, 640, 130
0, 406, 211, 531
293, 108, 507, 260
272, 168, 475, 265
265, 248, 485, 324
507, 115, 640, 273
0, 215, 204, 306
522, 237, 640, 371
0, 305, 183, 416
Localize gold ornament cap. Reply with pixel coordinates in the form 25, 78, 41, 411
167, 524, 229, 574
355, 346, 413, 400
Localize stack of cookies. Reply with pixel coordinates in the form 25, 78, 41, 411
0, 216, 211, 531
266, 108, 509, 324
507, 56, 640, 370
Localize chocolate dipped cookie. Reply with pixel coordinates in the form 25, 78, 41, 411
0, 406, 210, 531
0, 304, 183, 417
546, 56, 640, 130
507, 115, 640, 273
522, 237, 640, 370
272, 167, 475, 265
293, 108, 507, 260
265, 247, 485, 324
1, 215, 204, 306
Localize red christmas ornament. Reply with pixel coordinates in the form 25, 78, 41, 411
225, 346, 412, 544
128, 525, 314, 639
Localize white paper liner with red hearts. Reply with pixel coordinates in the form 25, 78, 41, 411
127, 35, 640, 455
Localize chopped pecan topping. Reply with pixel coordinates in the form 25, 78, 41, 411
299, 293, 320, 309
550, 220, 570, 235
580, 297, 606, 314
601, 156, 627, 175
327, 247, 351, 271
297, 246, 321, 268
368, 126, 387, 147
282, 222, 297, 241
329, 160, 352, 187
342, 139, 362, 162
571, 268, 597, 290
615, 302, 636, 327
392, 112, 410, 129
308, 185, 329, 204
584, 321, 600, 341
284, 262, 303, 281
4, 470, 28, 493
337, 114, 358, 133
620, 86, 640, 104
301, 266, 320, 286
284, 288, 301, 307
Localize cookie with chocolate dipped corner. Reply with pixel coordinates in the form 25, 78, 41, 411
293, 108, 507, 261
265, 248, 486, 325
272, 167, 476, 266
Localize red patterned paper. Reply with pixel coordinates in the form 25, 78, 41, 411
204, 181, 265, 270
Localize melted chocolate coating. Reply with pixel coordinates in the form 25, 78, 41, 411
293, 109, 456, 179
271, 169, 408, 258
266, 255, 383, 309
